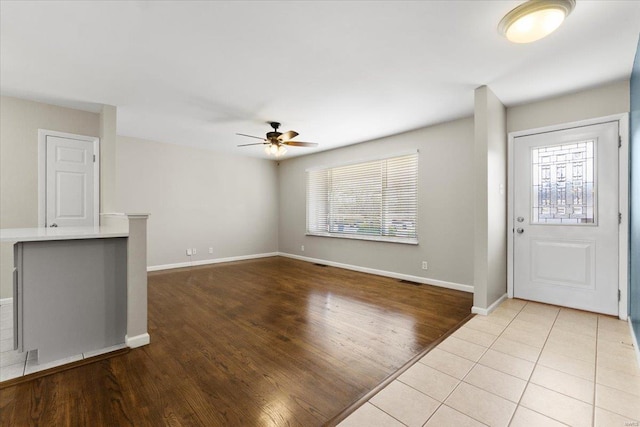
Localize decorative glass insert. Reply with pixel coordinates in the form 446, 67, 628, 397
531, 140, 595, 224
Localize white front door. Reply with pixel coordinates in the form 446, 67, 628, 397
45, 135, 97, 227
513, 122, 619, 315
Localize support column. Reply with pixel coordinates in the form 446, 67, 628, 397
125, 214, 150, 347
473, 86, 508, 314
101, 212, 150, 348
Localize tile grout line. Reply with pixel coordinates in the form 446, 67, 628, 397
513, 308, 597, 426
338, 311, 477, 426
348, 301, 617, 427
438, 302, 527, 427
396, 376, 449, 402
521, 372, 594, 404
505, 301, 541, 426
512, 310, 599, 400
392, 365, 468, 425
505, 302, 563, 427
367, 401, 410, 427
422, 405, 490, 427
401, 302, 632, 427
403, 307, 523, 427
400, 372, 491, 427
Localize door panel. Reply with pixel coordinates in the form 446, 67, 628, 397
56, 145, 86, 163
57, 172, 86, 217
530, 239, 594, 288
46, 135, 95, 227
513, 122, 618, 315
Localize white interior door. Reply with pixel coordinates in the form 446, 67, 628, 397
513, 122, 619, 315
46, 135, 97, 227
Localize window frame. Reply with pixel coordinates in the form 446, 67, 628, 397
305, 151, 419, 245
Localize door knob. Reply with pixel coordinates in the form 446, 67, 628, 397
516, 228, 524, 234
50, 223, 58, 228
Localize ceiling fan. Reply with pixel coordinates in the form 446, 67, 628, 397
236, 122, 318, 156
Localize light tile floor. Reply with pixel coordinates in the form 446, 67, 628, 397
0, 301, 126, 382
338, 298, 640, 427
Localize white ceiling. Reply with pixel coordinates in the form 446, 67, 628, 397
1, 1, 639, 159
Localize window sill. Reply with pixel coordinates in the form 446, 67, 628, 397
305, 232, 418, 245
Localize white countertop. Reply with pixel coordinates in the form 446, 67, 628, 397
0, 226, 129, 243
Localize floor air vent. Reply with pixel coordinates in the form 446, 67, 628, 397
399, 279, 422, 286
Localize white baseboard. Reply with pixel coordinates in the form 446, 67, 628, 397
125, 333, 150, 348
0, 297, 13, 306
472, 293, 508, 316
147, 252, 279, 272
147, 251, 474, 294
277, 252, 473, 293
629, 317, 640, 369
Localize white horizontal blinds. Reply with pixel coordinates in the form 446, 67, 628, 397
307, 168, 329, 234
306, 153, 418, 243
329, 160, 383, 236
383, 154, 418, 239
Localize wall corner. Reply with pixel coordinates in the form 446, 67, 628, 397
100, 105, 117, 216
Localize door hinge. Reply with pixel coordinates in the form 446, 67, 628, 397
619, 212, 622, 224
618, 289, 621, 301
93, 154, 96, 162
619, 135, 622, 148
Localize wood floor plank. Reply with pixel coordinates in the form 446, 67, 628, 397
0, 256, 472, 426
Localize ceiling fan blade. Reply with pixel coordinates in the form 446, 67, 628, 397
283, 141, 318, 147
278, 130, 299, 141
237, 142, 267, 147
236, 133, 266, 141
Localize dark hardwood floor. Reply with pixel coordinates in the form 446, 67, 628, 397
0, 256, 472, 426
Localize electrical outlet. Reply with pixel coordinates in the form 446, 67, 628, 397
421, 261, 428, 270
186, 248, 192, 256
301, 245, 305, 252
209, 247, 213, 254
192, 248, 197, 255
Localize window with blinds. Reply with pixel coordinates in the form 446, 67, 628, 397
306, 152, 418, 244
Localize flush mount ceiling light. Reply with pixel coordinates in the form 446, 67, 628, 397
498, 0, 576, 44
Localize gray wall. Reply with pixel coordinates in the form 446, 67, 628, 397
116, 136, 279, 268
278, 117, 475, 289
507, 80, 630, 133
0, 96, 101, 228
0, 96, 101, 299
630, 36, 639, 343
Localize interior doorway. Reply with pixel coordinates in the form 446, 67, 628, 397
38, 130, 99, 227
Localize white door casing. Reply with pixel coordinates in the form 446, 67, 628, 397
512, 121, 619, 315
38, 130, 99, 227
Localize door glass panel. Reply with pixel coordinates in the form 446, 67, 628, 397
531, 140, 595, 224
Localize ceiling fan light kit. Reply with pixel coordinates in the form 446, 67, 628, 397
236, 121, 318, 157
266, 143, 287, 156
498, 0, 575, 44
